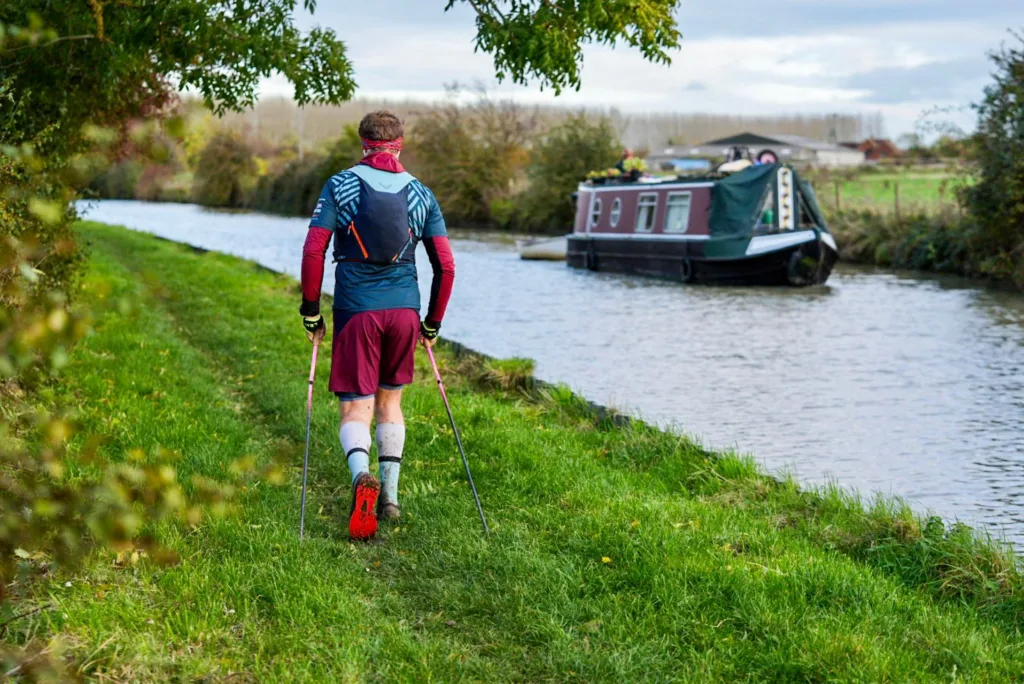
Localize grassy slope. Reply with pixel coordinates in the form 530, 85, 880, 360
16, 221, 1024, 681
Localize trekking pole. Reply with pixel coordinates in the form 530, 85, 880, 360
299, 341, 319, 540
425, 344, 490, 535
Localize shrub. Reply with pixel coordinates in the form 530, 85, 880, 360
191, 130, 259, 208
251, 124, 362, 216
88, 159, 144, 199
152, 171, 194, 203
830, 208, 975, 275
515, 114, 621, 233
963, 32, 1024, 288
0, 157, 83, 352
410, 89, 536, 227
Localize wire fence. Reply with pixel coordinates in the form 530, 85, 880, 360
812, 175, 963, 217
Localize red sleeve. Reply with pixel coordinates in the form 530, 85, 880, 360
423, 236, 455, 325
300, 227, 332, 316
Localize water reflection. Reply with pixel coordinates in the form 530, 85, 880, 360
79, 201, 1024, 545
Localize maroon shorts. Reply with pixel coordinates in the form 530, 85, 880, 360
330, 308, 420, 401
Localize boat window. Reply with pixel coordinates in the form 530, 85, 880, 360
589, 197, 603, 228
663, 192, 692, 233
754, 187, 776, 233
635, 193, 658, 233
798, 193, 818, 229
610, 198, 622, 228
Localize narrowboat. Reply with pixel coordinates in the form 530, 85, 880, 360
566, 163, 839, 286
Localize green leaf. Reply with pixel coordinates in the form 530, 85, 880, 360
28, 197, 63, 225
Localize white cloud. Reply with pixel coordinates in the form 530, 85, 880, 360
260, 2, 1022, 137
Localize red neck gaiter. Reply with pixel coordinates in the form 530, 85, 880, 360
359, 151, 405, 174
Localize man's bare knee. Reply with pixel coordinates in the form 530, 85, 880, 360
340, 397, 374, 426
375, 387, 404, 424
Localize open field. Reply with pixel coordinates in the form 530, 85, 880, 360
809, 170, 964, 215
6, 223, 1023, 681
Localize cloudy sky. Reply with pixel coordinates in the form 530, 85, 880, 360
263, 1, 1024, 138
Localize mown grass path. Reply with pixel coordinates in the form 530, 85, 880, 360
16, 222, 1023, 681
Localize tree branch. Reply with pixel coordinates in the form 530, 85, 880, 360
465, 0, 508, 25
2, 35, 98, 55
88, 0, 107, 40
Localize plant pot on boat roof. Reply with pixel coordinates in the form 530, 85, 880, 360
622, 157, 646, 181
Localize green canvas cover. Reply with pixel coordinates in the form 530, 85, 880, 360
708, 163, 779, 237
796, 173, 829, 230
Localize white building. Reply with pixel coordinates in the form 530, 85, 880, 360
649, 132, 866, 169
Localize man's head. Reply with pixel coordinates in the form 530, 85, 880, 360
359, 110, 404, 157
623, 148, 634, 159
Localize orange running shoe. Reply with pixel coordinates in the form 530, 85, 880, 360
349, 473, 380, 541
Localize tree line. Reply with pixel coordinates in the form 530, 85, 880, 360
219, 94, 877, 152
89, 91, 625, 234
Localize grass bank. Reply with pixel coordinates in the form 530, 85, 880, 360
828, 207, 1024, 289
7, 222, 1024, 680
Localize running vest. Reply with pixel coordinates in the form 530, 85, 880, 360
333, 165, 416, 266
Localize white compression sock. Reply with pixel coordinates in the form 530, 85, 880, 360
376, 423, 406, 505
340, 421, 371, 484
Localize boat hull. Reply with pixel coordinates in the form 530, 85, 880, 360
567, 230, 839, 286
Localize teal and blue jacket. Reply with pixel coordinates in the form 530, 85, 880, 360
300, 155, 455, 324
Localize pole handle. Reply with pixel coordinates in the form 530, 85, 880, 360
308, 341, 320, 385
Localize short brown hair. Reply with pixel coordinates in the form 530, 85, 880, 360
358, 110, 404, 141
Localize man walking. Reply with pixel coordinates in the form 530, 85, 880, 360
299, 110, 455, 541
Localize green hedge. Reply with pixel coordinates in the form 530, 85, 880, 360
250, 125, 361, 216
830, 208, 990, 280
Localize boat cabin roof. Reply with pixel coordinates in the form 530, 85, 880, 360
577, 174, 723, 192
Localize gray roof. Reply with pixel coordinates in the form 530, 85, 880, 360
695, 132, 856, 153
650, 132, 867, 161
767, 134, 852, 152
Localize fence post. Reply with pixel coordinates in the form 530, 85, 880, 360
894, 181, 900, 218
834, 181, 841, 212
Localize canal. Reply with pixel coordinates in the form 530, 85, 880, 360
79, 200, 1024, 545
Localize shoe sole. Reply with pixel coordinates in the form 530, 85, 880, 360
349, 478, 380, 541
